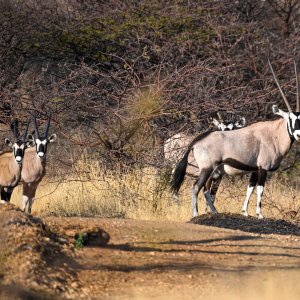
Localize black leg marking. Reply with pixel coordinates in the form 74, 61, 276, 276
249, 172, 258, 187
1, 188, 13, 202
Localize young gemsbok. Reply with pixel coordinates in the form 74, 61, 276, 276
171, 60, 300, 219
0, 120, 31, 203
1, 114, 57, 213
164, 113, 246, 204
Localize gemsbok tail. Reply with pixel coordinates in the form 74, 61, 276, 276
170, 130, 212, 194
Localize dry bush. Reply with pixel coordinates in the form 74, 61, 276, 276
10, 157, 299, 223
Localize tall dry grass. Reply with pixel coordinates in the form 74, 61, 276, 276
10, 158, 300, 222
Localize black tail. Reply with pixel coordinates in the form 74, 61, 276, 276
170, 150, 190, 194
170, 130, 213, 194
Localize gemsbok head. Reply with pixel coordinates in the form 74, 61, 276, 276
4, 120, 30, 164
1, 114, 57, 213
211, 112, 246, 132
28, 113, 57, 159
171, 60, 300, 219
0, 119, 30, 203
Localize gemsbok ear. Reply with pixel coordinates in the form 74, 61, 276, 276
212, 118, 220, 127
4, 138, 13, 148
235, 117, 246, 128
272, 105, 289, 119
26, 134, 35, 147
48, 133, 57, 143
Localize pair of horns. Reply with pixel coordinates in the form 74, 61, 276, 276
27, 111, 52, 139
268, 59, 300, 112
32, 113, 52, 140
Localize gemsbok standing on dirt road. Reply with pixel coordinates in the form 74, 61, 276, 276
2, 114, 57, 213
0, 120, 30, 203
164, 113, 246, 204
171, 60, 300, 219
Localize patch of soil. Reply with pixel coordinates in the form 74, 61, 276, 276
0, 204, 80, 299
191, 213, 300, 236
2, 206, 300, 299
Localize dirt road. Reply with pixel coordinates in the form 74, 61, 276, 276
1, 205, 300, 299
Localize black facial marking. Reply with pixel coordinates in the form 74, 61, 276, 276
295, 118, 300, 130
15, 148, 23, 158
289, 112, 300, 131
37, 143, 46, 154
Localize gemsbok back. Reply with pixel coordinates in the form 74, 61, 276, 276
2, 114, 57, 213
0, 120, 30, 203
171, 60, 300, 219
164, 113, 246, 203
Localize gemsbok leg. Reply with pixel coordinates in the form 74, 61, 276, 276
192, 168, 218, 217
22, 182, 39, 214
242, 172, 258, 216
203, 172, 222, 212
256, 168, 267, 219
1, 187, 13, 203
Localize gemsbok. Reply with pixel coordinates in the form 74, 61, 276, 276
171, 60, 300, 219
164, 113, 246, 203
2, 114, 57, 213
0, 120, 30, 203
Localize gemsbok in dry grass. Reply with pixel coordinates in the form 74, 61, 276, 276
171, 60, 300, 219
164, 113, 246, 204
0, 120, 30, 203
2, 114, 57, 213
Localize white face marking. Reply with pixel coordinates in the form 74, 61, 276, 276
288, 113, 300, 140
35, 138, 48, 158
289, 113, 297, 128
218, 123, 227, 131
227, 123, 234, 130
13, 143, 25, 163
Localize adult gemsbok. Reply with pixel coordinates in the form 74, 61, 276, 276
171, 60, 300, 219
164, 113, 246, 203
2, 114, 57, 213
0, 120, 30, 203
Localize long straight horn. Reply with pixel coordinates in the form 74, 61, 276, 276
11, 120, 20, 139
33, 114, 41, 139
45, 113, 52, 139
217, 112, 224, 122
294, 60, 299, 112
268, 59, 292, 112
23, 119, 31, 142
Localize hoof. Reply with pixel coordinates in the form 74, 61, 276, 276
257, 213, 264, 220
243, 211, 249, 217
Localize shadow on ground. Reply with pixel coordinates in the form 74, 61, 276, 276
190, 213, 300, 236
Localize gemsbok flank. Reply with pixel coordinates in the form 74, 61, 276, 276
171, 60, 300, 219
2, 114, 57, 213
0, 120, 30, 203
164, 113, 246, 203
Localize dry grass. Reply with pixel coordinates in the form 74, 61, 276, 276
10, 160, 300, 222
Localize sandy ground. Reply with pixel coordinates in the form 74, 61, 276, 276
1, 204, 300, 299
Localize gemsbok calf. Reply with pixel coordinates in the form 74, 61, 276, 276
2, 115, 57, 213
0, 120, 30, 203
171, 60, 300, 219
164, 114, 246, 203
